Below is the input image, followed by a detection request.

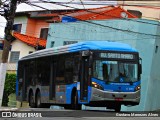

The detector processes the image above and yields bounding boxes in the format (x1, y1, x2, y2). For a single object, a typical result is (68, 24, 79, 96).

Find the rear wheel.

(29, 92, 36, 108)
(71, 91, 81, 110)
(36, 91, 42, 108)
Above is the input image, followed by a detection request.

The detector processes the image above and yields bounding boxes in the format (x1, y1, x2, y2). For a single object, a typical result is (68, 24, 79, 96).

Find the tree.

(0, 0, 2, 6)
(0, 0, 19, 107)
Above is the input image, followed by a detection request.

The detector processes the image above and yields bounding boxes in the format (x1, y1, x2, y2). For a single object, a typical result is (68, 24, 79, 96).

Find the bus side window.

(56, 56, 65, 84)
(65, 56, 74, 84)
(73, 55, 79, 82)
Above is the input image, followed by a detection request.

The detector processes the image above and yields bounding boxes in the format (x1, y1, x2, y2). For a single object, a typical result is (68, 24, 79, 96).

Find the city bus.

(16, 41, 142, 112)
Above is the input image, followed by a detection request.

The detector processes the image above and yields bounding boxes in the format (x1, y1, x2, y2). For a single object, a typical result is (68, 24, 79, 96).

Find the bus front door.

(80, 57, 89, 102)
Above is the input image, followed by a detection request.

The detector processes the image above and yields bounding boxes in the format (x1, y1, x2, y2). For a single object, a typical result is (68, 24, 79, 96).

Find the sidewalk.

(0, 107, 18, 111)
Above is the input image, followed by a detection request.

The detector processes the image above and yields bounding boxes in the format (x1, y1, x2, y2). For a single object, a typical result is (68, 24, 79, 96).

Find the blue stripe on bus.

(91, 78, 140, 92)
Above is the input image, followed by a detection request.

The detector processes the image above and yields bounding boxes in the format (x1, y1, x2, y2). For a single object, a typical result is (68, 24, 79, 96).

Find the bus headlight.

(92, 82, 104, 90)
(135, 85, 141, 91)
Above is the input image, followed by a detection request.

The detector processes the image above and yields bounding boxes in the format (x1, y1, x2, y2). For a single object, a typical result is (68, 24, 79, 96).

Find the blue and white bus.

(16, 41, 142, 111)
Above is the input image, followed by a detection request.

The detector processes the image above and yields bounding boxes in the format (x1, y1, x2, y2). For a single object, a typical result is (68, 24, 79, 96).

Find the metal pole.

(0, 0, 18, 107)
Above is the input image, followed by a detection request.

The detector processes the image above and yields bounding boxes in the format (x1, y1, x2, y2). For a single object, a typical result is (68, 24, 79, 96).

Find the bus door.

(49, 61, 56, 100)
(80, 51, 90, 101)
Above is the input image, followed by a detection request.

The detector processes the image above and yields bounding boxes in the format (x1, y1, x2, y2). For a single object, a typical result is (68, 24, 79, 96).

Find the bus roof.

(20, 41, 137, 61)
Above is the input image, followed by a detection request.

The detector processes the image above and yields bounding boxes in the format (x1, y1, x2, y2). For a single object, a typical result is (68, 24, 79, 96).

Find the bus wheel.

(114, 104, 121, 112)
(71, 91, 81, 110)
(36, 91, 42, 108)
(29, 92, 36, 108)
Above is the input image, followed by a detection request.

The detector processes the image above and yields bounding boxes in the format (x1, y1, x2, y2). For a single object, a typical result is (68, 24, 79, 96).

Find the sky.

(0, 0, 117, 38)
(0, 16, 6, 39)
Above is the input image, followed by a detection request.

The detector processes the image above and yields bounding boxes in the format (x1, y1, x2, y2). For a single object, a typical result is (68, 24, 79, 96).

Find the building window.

(13, 24, 22, 33)
(63, 41, 78, 45)
(155, 46, 158, 53)
(29, 51, 33, 54)
(9, 51, 20, 63)
(127, 10, 142, 18)
(40, 28, 48, 40)
(50, 41, 54, 47)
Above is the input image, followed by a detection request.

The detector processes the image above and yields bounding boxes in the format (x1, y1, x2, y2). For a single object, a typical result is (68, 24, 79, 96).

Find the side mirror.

(139, 58, 142, 75)
(138, 64, 142, 75)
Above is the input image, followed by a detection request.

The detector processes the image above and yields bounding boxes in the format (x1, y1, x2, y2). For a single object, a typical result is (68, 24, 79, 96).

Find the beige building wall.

(118, 1, 160, 21)
(10, 40, 35, 60)
(7, 40, 35, 71)
(14, 16, 28, 34)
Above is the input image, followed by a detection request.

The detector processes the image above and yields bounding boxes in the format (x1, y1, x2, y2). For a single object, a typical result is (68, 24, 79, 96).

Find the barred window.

(40, 28, 48, 40)
(9, 51, 20, 63)
(13, 24, 22, 33)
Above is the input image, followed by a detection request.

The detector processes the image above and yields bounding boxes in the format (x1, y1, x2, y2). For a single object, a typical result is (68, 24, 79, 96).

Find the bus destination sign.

(100, 53, 134, 59)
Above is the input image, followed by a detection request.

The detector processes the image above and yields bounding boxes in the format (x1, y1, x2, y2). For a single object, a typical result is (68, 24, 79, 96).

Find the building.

(7, 2, 118, 72)
(118, 1, 160, 21)
(62, 6, 137, 22)
(0, 39, 3, 63)
(6, 32, 46, 73)
(46, 18, 160, 111)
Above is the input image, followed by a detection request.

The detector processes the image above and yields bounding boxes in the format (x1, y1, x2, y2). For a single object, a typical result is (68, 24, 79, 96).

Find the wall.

(15, 17, 49, 38)
(117, 1, 160, 21)
(25, 18, 36, 36)
(7, 40, 35, 71)
(34, 20, 49, 38)
(47, 19, 160, 111)
(14, 16, 28, 34)
(10, 40, 35, 60)
(144, 22, 160, 111)
(123, 6, 160, 21)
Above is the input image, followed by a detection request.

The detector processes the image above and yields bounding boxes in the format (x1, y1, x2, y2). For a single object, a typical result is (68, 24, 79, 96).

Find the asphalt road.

(0, 107, 160, 120)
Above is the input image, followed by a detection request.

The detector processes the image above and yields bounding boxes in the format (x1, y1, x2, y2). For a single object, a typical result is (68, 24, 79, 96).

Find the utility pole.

(0, 0, 19, 107)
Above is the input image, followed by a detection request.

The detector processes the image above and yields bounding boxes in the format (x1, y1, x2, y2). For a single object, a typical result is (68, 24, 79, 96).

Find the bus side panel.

(40, 86, 50, 103)
(65, 83, 77, 104)
(55, 85, 66, 104)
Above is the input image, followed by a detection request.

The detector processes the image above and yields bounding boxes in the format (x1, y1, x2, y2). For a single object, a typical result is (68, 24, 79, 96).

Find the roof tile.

(13, 32, 46, 48)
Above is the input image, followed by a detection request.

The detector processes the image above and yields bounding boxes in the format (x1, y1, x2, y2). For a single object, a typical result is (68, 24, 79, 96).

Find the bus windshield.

(93, 60, 138, 83)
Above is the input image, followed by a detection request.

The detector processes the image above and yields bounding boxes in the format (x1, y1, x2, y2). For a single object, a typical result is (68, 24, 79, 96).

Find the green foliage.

(2, 73, 16, 106)
(4, 73, 16, 94)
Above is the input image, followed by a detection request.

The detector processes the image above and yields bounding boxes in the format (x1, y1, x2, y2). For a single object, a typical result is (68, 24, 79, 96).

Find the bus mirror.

(139, 58, 142, 75)
(89, 54, 93, 67)
(82, 50, 90, 57)
(138, 64, 142, 74)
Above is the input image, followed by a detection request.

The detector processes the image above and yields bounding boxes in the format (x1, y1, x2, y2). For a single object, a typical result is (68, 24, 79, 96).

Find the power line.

(25, 1, 160, 38)
(36, 0, 160, 26)
(15, 28, 156, 43)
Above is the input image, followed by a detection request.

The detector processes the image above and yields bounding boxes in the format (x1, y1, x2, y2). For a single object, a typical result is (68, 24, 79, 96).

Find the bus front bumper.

(90, 87, 140, 105)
